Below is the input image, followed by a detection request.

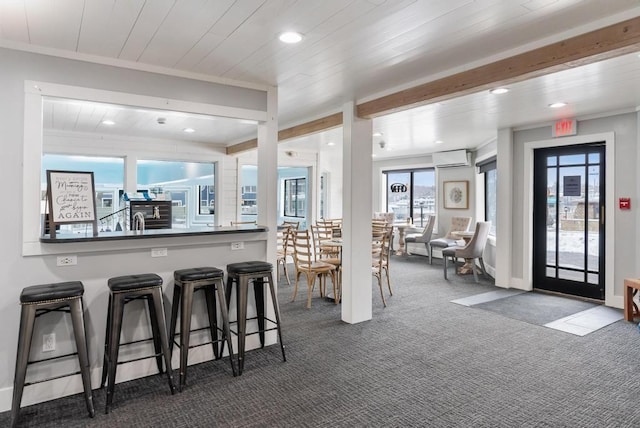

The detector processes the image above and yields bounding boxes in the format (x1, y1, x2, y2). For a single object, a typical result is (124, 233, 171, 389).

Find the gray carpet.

(3, 255, 640, 427)
(472, 291, 599, 325)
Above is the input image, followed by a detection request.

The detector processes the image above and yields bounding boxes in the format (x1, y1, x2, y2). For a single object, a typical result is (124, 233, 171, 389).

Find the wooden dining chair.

(276, 226, 292, 285)
(372, 226, 393, 307)
(291, 229, 337, 308)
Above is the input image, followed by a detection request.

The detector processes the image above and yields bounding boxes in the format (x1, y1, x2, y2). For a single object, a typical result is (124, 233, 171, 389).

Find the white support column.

(341, 101, 373, 324)
(257, 86, 278, 265)
(495, 127, 513, 288)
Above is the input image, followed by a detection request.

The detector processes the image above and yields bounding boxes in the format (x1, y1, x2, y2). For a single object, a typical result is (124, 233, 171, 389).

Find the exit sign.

(552, 119, 577, 137)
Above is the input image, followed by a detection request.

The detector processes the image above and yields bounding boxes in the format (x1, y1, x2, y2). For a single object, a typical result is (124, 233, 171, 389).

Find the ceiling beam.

(357, 16, 640, 118)
(226, 112, 343, 155)
(227, 16, 640, 154)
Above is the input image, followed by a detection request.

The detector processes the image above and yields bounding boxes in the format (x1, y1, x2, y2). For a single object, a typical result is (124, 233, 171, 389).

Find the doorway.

(532, 143, 605, 300)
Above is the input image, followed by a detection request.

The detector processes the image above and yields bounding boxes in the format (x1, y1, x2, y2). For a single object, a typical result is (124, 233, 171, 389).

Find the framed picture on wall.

(443, 180, 469, 209)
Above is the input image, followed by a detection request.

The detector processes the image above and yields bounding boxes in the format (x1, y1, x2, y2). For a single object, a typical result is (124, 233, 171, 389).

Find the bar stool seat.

(101, 273, 176, 414)
(11, 281, 95, 427)
(169, 267, 237, 392)
(224, 261, 286, 375)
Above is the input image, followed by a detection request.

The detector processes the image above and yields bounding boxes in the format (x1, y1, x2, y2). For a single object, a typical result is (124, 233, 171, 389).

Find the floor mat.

(452, 289, 624, 335)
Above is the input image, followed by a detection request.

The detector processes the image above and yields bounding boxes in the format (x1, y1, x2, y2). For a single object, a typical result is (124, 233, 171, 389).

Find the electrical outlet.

(231, 242, 244, 250)
(151, 248, 168, 257)
(56, 255, 77, 266)
(43, 333, 55, 352)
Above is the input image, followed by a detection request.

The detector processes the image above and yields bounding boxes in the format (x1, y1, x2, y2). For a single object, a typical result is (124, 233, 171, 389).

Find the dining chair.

(372, 226, 393, 307)
(442, 221, 491, 283)
(291, 229, 337, 308)
(282, 220, 300, 230)
(404, 215, 436, 256)
(276, 226, 292, 285)
(428, 216, 471, 264)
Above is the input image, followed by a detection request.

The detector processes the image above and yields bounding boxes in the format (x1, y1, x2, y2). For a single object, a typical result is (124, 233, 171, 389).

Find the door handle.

(601, 206, 604, 225)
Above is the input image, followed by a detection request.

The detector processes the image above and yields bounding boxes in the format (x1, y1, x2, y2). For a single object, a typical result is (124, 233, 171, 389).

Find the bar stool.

(11, 281, 95, 427)
(224, 261, 286, 375)
(100, 273, 176, 414)
(168, 267, 237, 391)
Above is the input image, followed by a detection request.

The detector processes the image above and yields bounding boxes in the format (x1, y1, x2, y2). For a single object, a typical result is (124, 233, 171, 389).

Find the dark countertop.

(40, 225, 268, 243)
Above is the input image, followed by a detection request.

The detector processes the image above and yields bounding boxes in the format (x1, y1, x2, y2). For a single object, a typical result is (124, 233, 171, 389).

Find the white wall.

(0, 47, 270, 410)
(508, 112, 638, 307)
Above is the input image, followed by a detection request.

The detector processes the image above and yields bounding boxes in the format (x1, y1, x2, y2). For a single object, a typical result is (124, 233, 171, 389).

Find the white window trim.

(23, 80, 264, 256)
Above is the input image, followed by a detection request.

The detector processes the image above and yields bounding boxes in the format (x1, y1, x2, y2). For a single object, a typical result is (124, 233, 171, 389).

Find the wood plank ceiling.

(2, 0, 640, 158)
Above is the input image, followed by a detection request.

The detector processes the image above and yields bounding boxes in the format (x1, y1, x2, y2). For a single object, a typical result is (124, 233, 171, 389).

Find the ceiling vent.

(432, 150, 470, 168)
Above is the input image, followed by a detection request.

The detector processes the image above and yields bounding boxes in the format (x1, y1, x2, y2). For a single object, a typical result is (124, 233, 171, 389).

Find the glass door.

(532, 143, 605, 300)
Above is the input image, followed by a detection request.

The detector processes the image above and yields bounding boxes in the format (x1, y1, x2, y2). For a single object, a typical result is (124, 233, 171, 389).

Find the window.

(137, 160, 215, 228)
(41, 154, 124, 234)
(384, 168, 436, 227)
(240, 165, 258, 221)
(478, 157, 497, 235)
(284, 178, 306, 218)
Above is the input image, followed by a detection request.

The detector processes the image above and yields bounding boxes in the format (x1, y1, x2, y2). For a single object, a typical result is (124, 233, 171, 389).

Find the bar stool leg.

(10, 304, 36, 427)
(146, 296, 165, 375)
(149, 287, 177, 395)
(168, 283, 181, 355)
(203, 286, 219, 359)
(100, 294, 112, 389)
(215, 279, 237, 376)
(105, 293, 124, 414)
(266, 272, 287, 362)
(237, 275, 249, 375)
(69, 298, 96, 418)
(253, 277, 265, 348)
(178, 282, 194, 392)
(220, 277, 234, 358)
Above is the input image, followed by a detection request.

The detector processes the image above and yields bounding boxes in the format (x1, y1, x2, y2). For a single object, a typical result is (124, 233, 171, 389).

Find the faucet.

(132, 212, 145, 233)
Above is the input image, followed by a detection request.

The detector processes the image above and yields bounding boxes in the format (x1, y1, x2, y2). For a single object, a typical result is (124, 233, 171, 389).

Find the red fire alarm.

(619, 197, 631, 210)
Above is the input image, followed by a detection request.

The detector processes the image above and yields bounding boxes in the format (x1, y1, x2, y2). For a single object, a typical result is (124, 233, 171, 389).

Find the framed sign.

(443, 180, 469, 209)
(46, 170, 98, 238)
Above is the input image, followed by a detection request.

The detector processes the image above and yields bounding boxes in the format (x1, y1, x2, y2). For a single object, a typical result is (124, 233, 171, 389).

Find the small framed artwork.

(443, 180, 469, 209)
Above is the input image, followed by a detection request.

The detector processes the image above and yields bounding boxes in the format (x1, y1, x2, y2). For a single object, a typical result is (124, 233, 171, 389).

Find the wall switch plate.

(43, 333, 55, 352)
(151, 248, 168, 257)
(56, 255, 77, 266)
(231, 242, 244, 250)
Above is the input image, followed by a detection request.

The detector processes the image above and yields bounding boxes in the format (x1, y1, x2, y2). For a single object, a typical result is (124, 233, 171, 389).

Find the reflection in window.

(478, 157, 497, 236)
(384, 169, 436, 227)
(41, 154, 124, 234)
(137, 160, 215, 228)
(284, 178, 306, 218)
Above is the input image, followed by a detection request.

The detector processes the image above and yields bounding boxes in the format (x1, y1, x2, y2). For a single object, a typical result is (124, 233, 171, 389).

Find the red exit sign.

(552, 119, 577, 137)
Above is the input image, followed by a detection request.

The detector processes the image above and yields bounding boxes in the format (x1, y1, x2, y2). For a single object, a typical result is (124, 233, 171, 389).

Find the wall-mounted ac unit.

(432, 150, 470, 168)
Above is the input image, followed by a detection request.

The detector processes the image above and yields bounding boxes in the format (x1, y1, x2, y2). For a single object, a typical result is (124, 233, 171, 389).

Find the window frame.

(383, 167, 436, 226)
(283, 177, 306, 218)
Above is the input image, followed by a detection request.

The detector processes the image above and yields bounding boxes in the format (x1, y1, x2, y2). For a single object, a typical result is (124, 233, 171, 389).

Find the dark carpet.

(472, 291, 599, 325)
(3, 255, 640, 427)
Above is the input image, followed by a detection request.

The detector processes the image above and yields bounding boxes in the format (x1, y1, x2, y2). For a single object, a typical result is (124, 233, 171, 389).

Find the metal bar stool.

(11, 281, 95, 427)
(223, 261, 286, 375)
(100, 273, 176, 414)
(168, 267, 237, 391)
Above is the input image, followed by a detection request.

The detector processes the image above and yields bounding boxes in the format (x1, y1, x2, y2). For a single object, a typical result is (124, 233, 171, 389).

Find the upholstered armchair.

(428, 216, 472, 264)
(442, 221, 491, 283)
(404, 215, 436, 256)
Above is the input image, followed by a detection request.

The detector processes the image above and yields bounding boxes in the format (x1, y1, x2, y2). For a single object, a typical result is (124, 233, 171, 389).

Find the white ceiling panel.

(77, 0, 145, 57)
(1, 0, 639, 160)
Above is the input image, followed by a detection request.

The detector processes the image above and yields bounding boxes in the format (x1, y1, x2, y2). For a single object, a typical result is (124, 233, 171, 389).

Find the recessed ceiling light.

(279, 31, 303, 44)
(373, 132, 383, 137)
(549, 102, 567, 108)
(183, 128, 195, 133)
(102, 120, 115, 125)
(372, 154, 377, 158)
(435, 140, 444, 144)
(327, 141, 335, 146)
(490, 87, 509, 95)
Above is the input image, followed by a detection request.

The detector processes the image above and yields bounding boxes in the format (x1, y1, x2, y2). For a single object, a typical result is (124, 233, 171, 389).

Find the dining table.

(393, 223, 415, 256)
